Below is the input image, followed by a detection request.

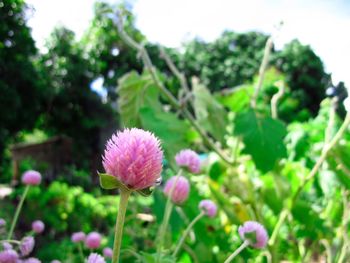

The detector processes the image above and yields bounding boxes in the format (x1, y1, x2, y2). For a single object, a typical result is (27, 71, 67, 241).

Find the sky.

(26, 0, 350, 88)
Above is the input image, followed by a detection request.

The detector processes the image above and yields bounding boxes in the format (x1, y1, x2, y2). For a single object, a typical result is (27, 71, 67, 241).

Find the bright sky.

(26, 0, 350, 88)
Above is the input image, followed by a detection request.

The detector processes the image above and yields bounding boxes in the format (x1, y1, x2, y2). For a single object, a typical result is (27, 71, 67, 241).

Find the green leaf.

(215, 84, 253, 112)
(234, 109, 287, 173)
(193, 81, 228, 144)
(117, 71, 161, 127)
(139, 106, 190, 164)
(98, 173, 125, 190)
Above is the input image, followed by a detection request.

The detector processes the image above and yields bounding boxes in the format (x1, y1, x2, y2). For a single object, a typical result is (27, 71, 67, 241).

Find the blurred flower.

(103, 247, 113, 259)
(23, 258, 41, 263)
(22, 170, 41, 186)
(238, 221, 268, 248)
(85, 232, 102, 249)
(50, 261, 61, 263)
(163, 176, 190, 204)
(71, 231, 86, 243)
(87, 253, 106, 263)
(2, 242, 12, 250)
(199, 200, 217, 217)
(102, 128, 163, 190)
(31, 220, 45, 234)
(175, 149, 201, 173)
(0, 218, 5, 227)
(0, 249, 18, 263)
(20, 236, 35, 256)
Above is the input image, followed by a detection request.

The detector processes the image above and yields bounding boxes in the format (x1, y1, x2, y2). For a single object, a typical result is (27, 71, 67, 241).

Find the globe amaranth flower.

(2, 242, 12, 250)
(32, 220, 45, 234)
(71, 231, 86, 243)
(51, 260, 61, 263)
(0, 249, 18, 263)
(163, 176, 190, 205)
(238, 221, 268, 248)
(0, 218, 5, 227)
(20, 236, 35, 256)
(23, 258, 41, 263)
(199, 200, 217, 217)
(103, 247, 113, 259)
(22, 170, 41, 186)
(102, 128, 163, 190)
(175, 149, 201, 174)
(85, 232, 102, 249)
(87, 253, 106, 263)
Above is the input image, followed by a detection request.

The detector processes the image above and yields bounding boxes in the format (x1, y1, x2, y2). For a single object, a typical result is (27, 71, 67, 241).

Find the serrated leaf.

(193, 81, 228, 144)
(117, 71, 161, 127)
(139, 106, 190, 164)
(98, 173, 125, 190)
(234, 109, 287, 173)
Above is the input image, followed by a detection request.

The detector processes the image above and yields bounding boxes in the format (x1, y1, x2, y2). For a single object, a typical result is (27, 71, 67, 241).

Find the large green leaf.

(193, 81, 228, 144)
(234, 110, 287, 173)
(117, 71, 161, 127)
(139, 106, 190, 163)
(215, 84, 253, 112)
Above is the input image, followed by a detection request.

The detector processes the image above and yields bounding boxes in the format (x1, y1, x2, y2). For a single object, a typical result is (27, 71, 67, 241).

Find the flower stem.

(7, 185, 30, 240)
(112, 188, 131, 263)
(172, 211, 205, 257)
(223, 240, 250, 263)
(78, 243, 84, 262)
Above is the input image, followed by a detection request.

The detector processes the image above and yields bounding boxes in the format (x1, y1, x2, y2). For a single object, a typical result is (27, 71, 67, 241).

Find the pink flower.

(51, 261, 61, 263)
(175, 149, 201, 174)
(85, 232, 102, 249)
(32, 220, 45, 234)
(2, 242, 12, 250)
(238, 221, 268, 248)
(163, 176, 190, 205)
(20, 236, 35, 256)
(0, 249, 18, 263)
(71, 232, 86, 243)
(22, 170, 41, 186)
(199, 200, 217, 217)
(23, 258, 41, 263)
(0, 218, 5, 227)
(102, 128, 163, 190)
(103, 247, 113, 259)
(87, 253, 106, 263)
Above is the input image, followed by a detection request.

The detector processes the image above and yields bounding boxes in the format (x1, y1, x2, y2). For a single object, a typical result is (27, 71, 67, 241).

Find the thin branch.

(116, 13, 233, 165)
(251, 37, 273, 109)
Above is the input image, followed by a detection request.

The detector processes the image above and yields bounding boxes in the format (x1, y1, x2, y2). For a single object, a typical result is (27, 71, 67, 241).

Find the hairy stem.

(172, 211, 205, 257)
(7, 185, 30, 240)
(223, 240, 250, 263)
(112, 188, 131, 263)
(270, 81, 285, 119)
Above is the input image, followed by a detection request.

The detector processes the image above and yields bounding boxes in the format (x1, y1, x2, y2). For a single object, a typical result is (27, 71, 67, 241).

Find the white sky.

(26, 0, 350, 88)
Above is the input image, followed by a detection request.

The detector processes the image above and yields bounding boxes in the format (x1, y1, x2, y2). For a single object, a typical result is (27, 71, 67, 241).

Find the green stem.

(268, 209, 289, 246)
(0, 240, 21, 245)
(78, 243, 84, 262)
(112, 188, 131, 263)
(223, 240, 250, 263)
(172, 211, 205, 257)
(7, 185, 30, 240)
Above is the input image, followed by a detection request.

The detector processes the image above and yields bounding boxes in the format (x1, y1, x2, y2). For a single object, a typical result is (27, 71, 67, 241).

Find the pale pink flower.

(103, 247, 113, 259)
(71, 232, 86, 243)
(23, 258, 41, 263)
(102, 128, 163, 190)
(32, 220, 45, 234)
(51, 260, 61, 263)
(20, 236, 35, 256)
(0, 218, 5, 227)
(175, 149, 201, 174)
(85, 232, 102, 249)
(2, 242, 12, 250)
(22, 170, 41, 186)
(163, 176, 190, 204)
(238, 221, 268, 248)
(199, 200, 217, 217)
(0, 249, 18, 263)
(87, 253, 106, 263)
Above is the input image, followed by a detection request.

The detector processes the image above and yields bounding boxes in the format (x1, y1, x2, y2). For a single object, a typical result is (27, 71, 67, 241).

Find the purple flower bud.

(103, 247, 113, 259)
(175, 149, 201, 174)
(20, 236, 35, 256)
(0, 218, 6, 227)
(87, 253, 106, 263)
(23, 258, 41, 263)
(32, 220, 45, 234)
(199, 200, 217, 217)
(71, 231, 86, 243)
(163, 176, 190, 205)
(85, 232, 102, 249)
(2, 242, 12, 250)
(0, 249, 18, 263)
(102, 128, 163, 190)
(238, 221, 268, 248)
(22, 170, 41, 186)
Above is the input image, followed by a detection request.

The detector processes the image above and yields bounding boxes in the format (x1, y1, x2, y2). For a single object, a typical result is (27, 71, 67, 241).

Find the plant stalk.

(223, 240, 250, 263)
(112, 188, 131, 263)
